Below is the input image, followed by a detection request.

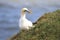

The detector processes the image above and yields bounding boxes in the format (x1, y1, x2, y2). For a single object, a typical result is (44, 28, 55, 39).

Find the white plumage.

(19, 8, 34, 30)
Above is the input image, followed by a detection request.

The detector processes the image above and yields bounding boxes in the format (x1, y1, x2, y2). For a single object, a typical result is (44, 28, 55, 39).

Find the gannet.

(19, 8, 34, 30)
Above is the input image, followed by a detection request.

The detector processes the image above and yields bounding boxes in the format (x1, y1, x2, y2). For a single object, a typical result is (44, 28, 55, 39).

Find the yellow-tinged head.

(21, 8, 32, 14)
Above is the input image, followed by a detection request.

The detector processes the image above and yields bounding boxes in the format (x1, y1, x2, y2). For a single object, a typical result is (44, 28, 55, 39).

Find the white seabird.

(19, 8, 34, 30)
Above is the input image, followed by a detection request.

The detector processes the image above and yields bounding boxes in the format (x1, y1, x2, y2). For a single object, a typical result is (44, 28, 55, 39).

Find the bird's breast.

(19, 18, 33, 26)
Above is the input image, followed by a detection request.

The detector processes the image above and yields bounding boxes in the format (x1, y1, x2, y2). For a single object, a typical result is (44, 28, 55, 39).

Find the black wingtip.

(33, 21, 37, 25)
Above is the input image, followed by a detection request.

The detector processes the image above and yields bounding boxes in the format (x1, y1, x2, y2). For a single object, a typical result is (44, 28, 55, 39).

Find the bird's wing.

(33, 21, 37, 25)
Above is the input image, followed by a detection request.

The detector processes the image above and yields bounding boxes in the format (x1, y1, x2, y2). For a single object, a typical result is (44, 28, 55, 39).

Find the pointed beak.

(27, 10, 32, 14)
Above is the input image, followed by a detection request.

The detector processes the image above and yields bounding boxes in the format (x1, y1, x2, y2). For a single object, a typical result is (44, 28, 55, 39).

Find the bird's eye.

(24, 10, 27, 12)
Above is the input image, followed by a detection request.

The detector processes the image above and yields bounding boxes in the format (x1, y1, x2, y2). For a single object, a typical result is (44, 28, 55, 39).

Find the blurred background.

(0, 0, 60, 40)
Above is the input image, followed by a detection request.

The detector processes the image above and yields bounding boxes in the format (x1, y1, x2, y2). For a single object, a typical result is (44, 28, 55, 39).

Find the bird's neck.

(21, 12, 26, 18)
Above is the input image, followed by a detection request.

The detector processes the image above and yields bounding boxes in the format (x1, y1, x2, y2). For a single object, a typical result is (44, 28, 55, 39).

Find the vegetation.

(10, 10, 60, 40)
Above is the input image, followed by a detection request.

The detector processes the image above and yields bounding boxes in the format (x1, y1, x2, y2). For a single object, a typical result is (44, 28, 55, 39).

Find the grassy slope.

(11, 10, 60, 40)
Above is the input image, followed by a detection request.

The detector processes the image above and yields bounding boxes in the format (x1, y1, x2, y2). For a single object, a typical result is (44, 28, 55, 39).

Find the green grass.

(10, 10, 60, 40)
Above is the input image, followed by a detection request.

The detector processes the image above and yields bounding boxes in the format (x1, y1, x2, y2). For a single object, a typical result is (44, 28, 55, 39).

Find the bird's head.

(21, 8, 32, 14)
